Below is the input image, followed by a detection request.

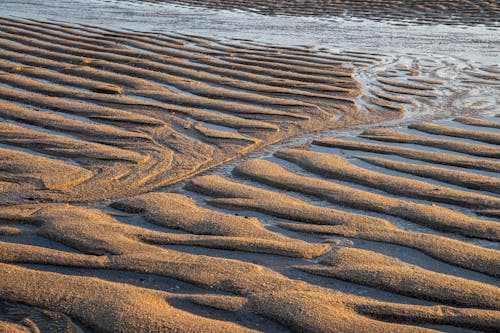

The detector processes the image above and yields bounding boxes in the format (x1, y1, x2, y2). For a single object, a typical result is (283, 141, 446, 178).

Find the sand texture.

(0, 15, 499, 333)
(184, 118, 500, 331)
(4, 117, 499, 332)
(0, 16, 409, 203)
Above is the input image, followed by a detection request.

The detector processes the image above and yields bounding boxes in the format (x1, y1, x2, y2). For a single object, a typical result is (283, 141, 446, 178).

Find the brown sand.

(357, 155, 500, 194)
(298, 247, 500, 309)
(409, 122, 500, 145)
(233, 159, 500, 240)
(313, 137, 500, 172)
(5, 204, 498, 332)
(1, 16, 499, 333)
(188, 175, 500, 277)
(275, 148, 500, 207)
(0, 16, 399, 202)
(361, 127, 500, 158)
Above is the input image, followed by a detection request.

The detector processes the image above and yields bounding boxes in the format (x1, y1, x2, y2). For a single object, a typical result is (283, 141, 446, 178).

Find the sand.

(298, 247, 500, 309)
(0, 16, 399, 202)
(233, 159, 500, 240)
(4, 203, 498, 332)
(0, 10, 499, 333)
(275, 148, 500, 207)
(188, 174, 500, 277)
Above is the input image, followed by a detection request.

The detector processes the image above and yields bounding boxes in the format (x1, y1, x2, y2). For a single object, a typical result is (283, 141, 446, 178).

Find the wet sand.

(0, 4, 499, 333)
(142, 0, 500, 26)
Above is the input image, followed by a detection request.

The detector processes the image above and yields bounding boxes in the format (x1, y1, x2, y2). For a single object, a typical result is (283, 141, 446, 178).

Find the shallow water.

(1, 0, 499, 64)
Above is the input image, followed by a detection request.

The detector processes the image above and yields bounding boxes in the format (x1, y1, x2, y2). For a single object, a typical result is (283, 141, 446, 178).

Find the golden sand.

(0, 15, 499, 333)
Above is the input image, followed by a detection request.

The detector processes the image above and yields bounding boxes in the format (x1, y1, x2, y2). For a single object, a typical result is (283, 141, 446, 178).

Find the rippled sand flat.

(0, 3, 499, 333)
(139, 0, 500, 26)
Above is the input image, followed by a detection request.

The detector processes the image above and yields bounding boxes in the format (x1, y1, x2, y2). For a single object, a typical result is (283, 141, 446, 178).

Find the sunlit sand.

(0, 1, 499, 332)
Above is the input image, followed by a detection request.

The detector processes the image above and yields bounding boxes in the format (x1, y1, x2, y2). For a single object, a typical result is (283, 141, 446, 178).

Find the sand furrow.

(313, 137, 500, 172)
(0, 17, 384, 201)
(187, 175, 500, 276)
(275, 148, 500, 208)
(360, 127, 500, 158)
(357, 155, 500, 194)
(455, 117, 500, 129)
(409, 122, 500, 145)
(298, 247, 500, 309)
(134, 0, 499, 26)
(1, 204, 498, 332)
(233, 159, 500, 240)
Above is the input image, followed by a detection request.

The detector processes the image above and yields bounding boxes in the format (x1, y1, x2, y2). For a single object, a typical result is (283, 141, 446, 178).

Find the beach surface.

(0, 1, 499, 332)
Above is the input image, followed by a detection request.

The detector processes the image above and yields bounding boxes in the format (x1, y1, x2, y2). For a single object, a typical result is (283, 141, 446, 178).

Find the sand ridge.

(0, 16, 409, 203)
(184, 117, 500, 331)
